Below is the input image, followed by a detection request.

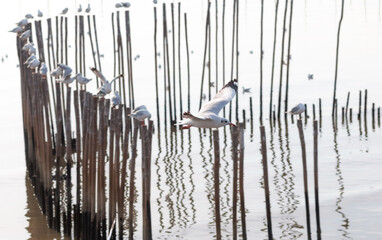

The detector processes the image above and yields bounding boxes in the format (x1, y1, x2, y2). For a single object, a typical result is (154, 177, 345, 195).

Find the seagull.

(308, 74, 313, 80)
(153, 0, 158, 4)
(209, 82, 215, 87)
(90, 67, 123, 96)
(61, 8, 68, 15)
(51, 67, 63, 77)
(56, 75, 76, 85)
(38, 10, 43, 17)
(85, 4, 91, 13)
(22, 42, 34, 51)
(286, 103, 305, 117)
(58, 63, 72, 79)
(28, 58, 40, 69)
(24, 54, 36, 65)
(39, 62, 47, 75)
(115, 3, 123, 8)
(177, 79, 238, 129)
(122, 2, 131, 7)
(20, 30, 31, 41)
(132, 105, 147, 113)
(16, 19, 28, 27)
(242, 87, 251, 93)
(28, 46, 36, 55)
(78, 4, 82, 12)
(75, 73, 92, 86)
(111, 91, 121, 107)
(9, 26, 24, 34)
(25, 14, 33, 19)
(130, 109, 151, 125)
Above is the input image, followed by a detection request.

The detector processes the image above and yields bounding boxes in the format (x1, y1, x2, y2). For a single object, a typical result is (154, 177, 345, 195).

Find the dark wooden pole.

(213, 130, 221, 240)
(313, 120, 321, 239)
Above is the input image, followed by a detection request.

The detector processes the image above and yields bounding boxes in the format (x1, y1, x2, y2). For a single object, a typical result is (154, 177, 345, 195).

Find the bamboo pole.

(284, 0, 294, 115)
(154, 7, 160, 128)
(260, 126, 273, 240)
(332, 0, 345, 116)
(260, 0, 264, 123)
(87, 15, 99, 88)
(171, 3, 177, 122)
(128, 120, 139, 239)
(215, 0, 219, 92)
(163, 4, 173, 124)
(313, 120, 321, 239)
(64, 86, 72, 236)
(277, 0, 289, 119)
(178, 3, 183, 118)
(198, 2, 211, 110)
(297, 119, 312, 239)
(238, 124, 247, 239)
(222, 0, 226, 117)
(231, 125, 239, 240)
(184, 13, 191, 112)
(212, 130, 221, 240)
(345, 92, 350, 117)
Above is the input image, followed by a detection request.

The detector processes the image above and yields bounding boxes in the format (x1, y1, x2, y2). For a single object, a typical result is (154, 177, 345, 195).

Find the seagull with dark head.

(177, 79, 238, 129)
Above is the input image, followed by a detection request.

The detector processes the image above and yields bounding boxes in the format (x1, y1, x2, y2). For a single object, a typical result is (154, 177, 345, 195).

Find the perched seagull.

(25, 14, 33, 19)
(16, 19, 28, 27)
(177, 79, 238, 129)
(39, 62, 47, 75)
(78, 4, 82, 12)
(286, 103, 305, 116)
(153, 0, 158, 4)
(115, 3, 123, 8)
(242, 87, 251, 94)
(9, 26, 24, 34)
(22, 42, 34, 51)
(209, 82, 215, 87)
(38, 10, 43, 17)
(132, 105, 147, 113)
(56, 75, 76, 85)
(111, 91, 121, 107)
(130, 109, 151, 125)
(85, 4, 91, 13)
(90, 67, 123, 96)
(75, 73, 92, 86)
(58, 63, 72, 79)
(20, 30, 31, 41)
(122, 2, 131, 7)
(28, 58, 40, 69)
(61, 8, 68, 15)
(51, 66, 63, 77)
(24, 54, 36, 65)
(308, 74, 314, 80)
(28, 46, 36, 55)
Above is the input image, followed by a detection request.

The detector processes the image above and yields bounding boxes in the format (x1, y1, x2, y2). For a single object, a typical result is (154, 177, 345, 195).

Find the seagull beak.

(229, 123, 236, 127)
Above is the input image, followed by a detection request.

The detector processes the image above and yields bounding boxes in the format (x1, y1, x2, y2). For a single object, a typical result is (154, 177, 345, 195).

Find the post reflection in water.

(25, 174, 65, 240)
(186, 130, 196, 225)
(332, 121, 351, 239)
(154, 130, 165, 231)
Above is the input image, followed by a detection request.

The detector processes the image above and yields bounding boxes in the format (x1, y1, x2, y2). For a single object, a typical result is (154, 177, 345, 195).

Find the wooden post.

(212, 130, 221, 240)
(184, 13, 191, 111)
(231, 125, 239, 240)
(260, 126, 273, 240)
(313, 120, 321, 239)
(297, 120, 312, 239)
(364, 89, 368, 120)
(345, 91, 350, 117)
(358, 90, 362, 120)
(238, 124, 247, 239)
(154, 7, 160, 128)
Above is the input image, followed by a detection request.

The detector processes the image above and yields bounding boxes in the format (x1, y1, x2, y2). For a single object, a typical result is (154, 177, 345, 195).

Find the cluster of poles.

(16, 13, 154, 240)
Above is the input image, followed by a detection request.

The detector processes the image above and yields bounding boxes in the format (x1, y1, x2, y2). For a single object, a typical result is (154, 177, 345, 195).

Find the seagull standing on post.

(177, 79, 238, 129)
(130, 106, 151, 126)
(286, 103, 305, 119)
(89, 67, 123, 97)
(61, 8, 69, 15)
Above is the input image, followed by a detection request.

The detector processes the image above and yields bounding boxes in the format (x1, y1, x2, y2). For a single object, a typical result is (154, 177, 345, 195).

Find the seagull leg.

(141, 121, 146, 126)
(181, 125, 191, 130)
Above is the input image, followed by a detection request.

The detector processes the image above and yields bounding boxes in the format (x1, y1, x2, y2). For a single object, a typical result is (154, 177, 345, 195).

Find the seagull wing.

(182, 112, 211, 121)
(90, 67, 107, 84)
(198, 79, 238, 115)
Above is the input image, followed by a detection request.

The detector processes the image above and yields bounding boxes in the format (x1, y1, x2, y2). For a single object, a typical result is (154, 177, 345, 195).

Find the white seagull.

(122, 2, 131, 8)
(130, 108, 151, 126)
(39, 62, 47, 75)
(19, 30, 31, 41)
(28, 58, 40, 69)
(242, 86, 251, 93)
(85, 4, 91, 13)
(28, 46, 36, 55)
(115, 3, 123, 8)
(286, 103, 305, 116)
(57, 63, 72, 79)
(308, 74, 314, 80)
(9, 26, 24, 34)
(75, 73, 92, 86)
(61, 8, 68, 15)
(111, 91, 121, 107)
(22, 42, 34, 51)
(24, 54, 36, 65)
(51, 67, 63, 77)
(177, 79, 238, 129)
(25, 14, 33, 19)
(56, 75, 76, 85)
(78, 4, 82, 12)
(89, 67, 123, 96)
(132, 105, 147, 113)
(38, 10, 43, 17)
(16, 19, 28, 27)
